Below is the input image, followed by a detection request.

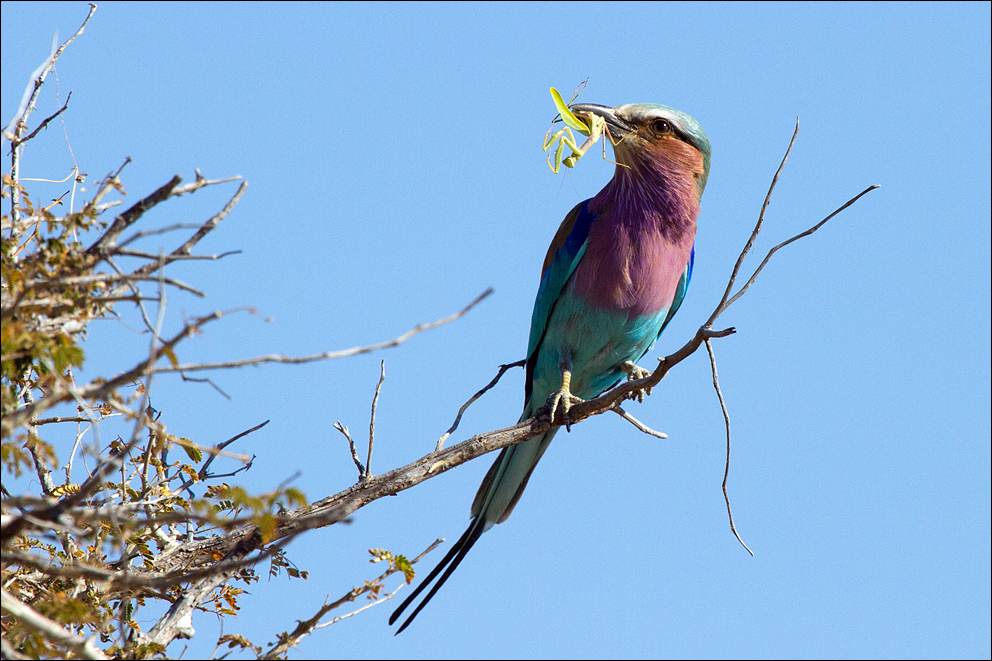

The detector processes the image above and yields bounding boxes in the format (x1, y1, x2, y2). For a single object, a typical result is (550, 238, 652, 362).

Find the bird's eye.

(651, 119, 672, 135)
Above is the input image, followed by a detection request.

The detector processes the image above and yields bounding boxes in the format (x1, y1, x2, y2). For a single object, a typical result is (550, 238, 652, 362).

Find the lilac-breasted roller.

(390, 101, 710, 633)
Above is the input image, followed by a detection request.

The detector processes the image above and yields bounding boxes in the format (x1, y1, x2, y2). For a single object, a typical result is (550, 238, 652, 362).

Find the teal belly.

(526, 289, 669, 415)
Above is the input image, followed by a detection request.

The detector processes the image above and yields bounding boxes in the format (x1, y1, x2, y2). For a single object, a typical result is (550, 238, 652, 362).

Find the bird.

(389, 99, 711, 633)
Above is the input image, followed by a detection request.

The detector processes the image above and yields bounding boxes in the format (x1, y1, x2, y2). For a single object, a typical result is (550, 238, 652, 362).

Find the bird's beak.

(568, 103, 634, 139)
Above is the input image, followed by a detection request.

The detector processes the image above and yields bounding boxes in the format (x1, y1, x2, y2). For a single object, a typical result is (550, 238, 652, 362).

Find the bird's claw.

(548, 370, 584, 431)
(620, 361, 653, 403)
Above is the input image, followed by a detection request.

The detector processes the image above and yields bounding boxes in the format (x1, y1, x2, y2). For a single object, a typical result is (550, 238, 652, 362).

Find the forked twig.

(10, 92, 72, 149)
(724, 183, 879, 310)
(713, 120, 801, 318)
(682, 120, 876, 552)
(196, 420, 269, 482)
(258, 539, 444, 659)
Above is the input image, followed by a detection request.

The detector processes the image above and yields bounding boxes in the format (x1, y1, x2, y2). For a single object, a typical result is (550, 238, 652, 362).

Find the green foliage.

(369, 547, 416, 584)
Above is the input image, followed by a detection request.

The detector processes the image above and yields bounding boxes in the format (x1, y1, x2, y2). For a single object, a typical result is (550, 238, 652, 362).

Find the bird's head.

(571, 102, 711, 197)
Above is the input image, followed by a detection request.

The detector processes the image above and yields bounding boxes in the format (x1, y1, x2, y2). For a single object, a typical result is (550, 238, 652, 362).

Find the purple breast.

(572, 219, 694, 318)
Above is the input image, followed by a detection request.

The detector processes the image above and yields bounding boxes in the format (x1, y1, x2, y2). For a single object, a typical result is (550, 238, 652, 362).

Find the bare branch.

(709, 120, 879, 319)
(151, 287, 494, 374)
(21, 271, 205, 296)
(31, 416, 90, 426)
(3, 4, 95, 141)
(613, 406, 668, 439)
(117, 179, 248, 286)
(4, 289, 491, 442)
(705, 339, 752, 556)
(723, 184, 880, 310)
(5, 3, 96, 230)
(367, 361, 385, 477)
(713, 119, 800, 320)
(170, 170, 243, 196)
(118, 223, 217, 248)
(436, 360, 525, 451)
(112, 247, 242, 261)
(86, 175, 183, 255)
(335, 422, 366, 480)
(9, 92, 72, 149)
(259, 539, 444, 659)
(178, 371, 233, 399)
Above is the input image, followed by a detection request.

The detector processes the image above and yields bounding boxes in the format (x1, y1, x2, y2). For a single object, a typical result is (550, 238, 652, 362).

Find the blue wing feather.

(526, 200, 594, 361)
(523, 200, 595, 406)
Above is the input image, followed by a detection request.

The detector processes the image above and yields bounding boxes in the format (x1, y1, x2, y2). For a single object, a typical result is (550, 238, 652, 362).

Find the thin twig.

(21, 271, 205, 297)
(724, 184, 880, 309)
(118, 223, 220, 248)
(367, 361, 385, 478)
(10, 92, 72, 148)
(436, 360, 525, 451)
(258, 539, 444, 660)
(713, 119, 800, 320)
(149, 287, 494, 375)
(334, 422, 366, 480)
(112, 248, 242, 261)
(612, 406, 668, 439)
(705, 339, 752, 556)
(179, 372, 232, 399)
(196, 420, 269, 482)
(313, 586, 398, 627)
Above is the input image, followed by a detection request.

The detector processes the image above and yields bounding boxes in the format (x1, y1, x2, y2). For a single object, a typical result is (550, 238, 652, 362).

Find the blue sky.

(2, 2, 989, 659)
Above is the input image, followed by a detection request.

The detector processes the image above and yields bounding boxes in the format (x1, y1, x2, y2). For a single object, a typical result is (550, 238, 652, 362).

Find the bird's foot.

(620, 361, 653, 403)
(548, 370, 584, 431)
